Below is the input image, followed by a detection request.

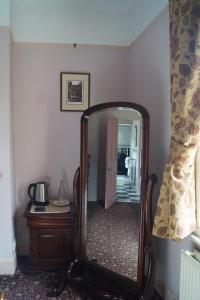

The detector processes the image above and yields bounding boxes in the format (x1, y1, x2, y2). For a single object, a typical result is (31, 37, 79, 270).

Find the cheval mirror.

(69, 102, 157, 300)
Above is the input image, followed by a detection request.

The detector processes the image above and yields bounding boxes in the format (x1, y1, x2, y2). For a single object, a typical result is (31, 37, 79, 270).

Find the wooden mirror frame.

(72, 102, 157, 299)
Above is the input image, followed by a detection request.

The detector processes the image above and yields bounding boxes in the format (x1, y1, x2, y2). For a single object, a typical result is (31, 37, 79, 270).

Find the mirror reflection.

(86, 107, 142, 281)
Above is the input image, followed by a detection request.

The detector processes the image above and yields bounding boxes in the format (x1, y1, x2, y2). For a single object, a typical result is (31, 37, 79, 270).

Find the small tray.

(30, 201, 71, 214)
(52, 199, 70, 207)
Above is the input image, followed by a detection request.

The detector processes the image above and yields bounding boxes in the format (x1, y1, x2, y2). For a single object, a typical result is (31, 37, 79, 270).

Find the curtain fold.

(153, 0, 200, 240)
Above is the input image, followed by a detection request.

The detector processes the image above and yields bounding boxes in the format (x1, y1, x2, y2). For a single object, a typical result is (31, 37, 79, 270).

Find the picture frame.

(60, 72, 90, 111)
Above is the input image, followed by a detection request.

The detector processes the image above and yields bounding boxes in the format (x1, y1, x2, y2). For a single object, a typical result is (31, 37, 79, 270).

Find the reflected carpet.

(86, 202, 140, 281)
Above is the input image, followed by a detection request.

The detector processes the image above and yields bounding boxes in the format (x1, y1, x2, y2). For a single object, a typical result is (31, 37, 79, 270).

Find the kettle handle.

(28, 183, 36, 202)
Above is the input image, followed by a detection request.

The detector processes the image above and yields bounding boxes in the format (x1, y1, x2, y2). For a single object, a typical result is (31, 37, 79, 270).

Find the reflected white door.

(105, 116, 118, 210)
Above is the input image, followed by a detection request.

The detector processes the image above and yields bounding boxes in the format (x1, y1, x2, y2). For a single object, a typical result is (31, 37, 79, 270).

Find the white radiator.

(180, 250, 200, 300)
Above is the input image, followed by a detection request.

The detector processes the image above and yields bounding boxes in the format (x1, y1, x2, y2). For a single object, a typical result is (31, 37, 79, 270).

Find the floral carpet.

(0, 268, 81, 300)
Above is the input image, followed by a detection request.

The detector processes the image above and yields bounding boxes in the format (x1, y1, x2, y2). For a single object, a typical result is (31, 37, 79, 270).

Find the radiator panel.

(180, 250, 200, 300)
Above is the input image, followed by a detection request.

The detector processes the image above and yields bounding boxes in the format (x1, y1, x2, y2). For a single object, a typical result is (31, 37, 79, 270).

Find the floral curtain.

(153, 0, 200, 240)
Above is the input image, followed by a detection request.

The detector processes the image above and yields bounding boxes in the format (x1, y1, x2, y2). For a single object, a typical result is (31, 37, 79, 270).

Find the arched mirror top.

(81, 101, 149, 121)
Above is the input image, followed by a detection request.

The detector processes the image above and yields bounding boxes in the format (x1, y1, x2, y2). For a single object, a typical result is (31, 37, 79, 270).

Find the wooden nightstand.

(23, 202, 76, 270)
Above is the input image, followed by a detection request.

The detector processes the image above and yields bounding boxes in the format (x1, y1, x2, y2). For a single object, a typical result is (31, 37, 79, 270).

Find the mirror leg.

(46, 272, 67, 297)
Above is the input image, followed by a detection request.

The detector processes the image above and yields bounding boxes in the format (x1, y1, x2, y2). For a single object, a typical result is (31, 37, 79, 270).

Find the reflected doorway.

(116, 122, 140, 203)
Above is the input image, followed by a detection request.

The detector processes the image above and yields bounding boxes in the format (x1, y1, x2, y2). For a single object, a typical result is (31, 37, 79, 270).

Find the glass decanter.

(57, 179, 70, 206)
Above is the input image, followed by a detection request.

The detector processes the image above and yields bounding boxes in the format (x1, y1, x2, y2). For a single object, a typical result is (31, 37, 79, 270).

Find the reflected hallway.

(116, 175, 140, 203)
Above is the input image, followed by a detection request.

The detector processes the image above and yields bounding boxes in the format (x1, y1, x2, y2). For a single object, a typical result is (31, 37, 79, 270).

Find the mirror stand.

(64, 172, 157, 300)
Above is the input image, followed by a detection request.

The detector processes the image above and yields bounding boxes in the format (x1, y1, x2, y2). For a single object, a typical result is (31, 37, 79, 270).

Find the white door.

(105, 116, 118, 210)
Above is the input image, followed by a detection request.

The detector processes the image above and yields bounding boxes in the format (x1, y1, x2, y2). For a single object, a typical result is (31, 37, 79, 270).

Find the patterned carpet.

(86, 202, 140, 281)
(0, 268, 81, 300)
(0, 268, 162, 300)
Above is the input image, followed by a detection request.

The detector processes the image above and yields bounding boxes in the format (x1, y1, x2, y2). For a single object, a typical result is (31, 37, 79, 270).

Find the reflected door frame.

(131, 119, 141, 195)
(105, 115, 118, 210)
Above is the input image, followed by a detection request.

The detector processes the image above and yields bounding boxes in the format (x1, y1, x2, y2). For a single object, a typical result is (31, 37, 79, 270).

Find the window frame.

(192, 148, 200, 244)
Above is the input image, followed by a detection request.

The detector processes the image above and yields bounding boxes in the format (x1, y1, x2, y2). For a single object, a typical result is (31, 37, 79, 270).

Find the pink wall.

(13, 44, 129, 253)
(128, 7, 193, 298)
(128, 8, 171, 184)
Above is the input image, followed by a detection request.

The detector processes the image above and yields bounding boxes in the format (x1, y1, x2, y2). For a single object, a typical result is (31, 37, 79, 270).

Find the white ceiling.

(10, 0, 168, 45)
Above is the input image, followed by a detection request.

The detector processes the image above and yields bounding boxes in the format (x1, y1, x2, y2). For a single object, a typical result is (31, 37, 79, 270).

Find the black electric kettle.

(28, 182, 49, 205)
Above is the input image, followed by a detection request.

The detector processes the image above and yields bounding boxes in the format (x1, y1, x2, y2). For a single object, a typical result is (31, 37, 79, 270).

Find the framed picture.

(60, 72, 90, 111)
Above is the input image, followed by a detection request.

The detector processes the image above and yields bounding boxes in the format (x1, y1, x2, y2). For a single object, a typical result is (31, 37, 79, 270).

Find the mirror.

(71, 102, 158, 299)
(86, 107, 142, 281)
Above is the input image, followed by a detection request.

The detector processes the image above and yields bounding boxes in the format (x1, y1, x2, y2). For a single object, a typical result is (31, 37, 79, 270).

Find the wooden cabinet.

(24, 203, 76, 270)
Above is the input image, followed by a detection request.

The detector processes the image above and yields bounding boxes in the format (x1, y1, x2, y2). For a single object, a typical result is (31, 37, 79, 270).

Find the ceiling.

(9, 0, 168, 45)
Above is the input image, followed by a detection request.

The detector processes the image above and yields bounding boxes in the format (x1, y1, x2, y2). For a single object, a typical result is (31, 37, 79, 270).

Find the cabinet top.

(23, 201, 76, 220)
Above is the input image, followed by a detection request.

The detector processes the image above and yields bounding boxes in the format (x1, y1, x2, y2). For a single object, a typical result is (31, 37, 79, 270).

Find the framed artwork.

(60, 72, 90, 111)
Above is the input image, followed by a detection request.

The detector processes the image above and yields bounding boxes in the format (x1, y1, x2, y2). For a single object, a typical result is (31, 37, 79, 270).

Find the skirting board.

(155, 281, 178, 300)
(0, 255, 16, 275)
